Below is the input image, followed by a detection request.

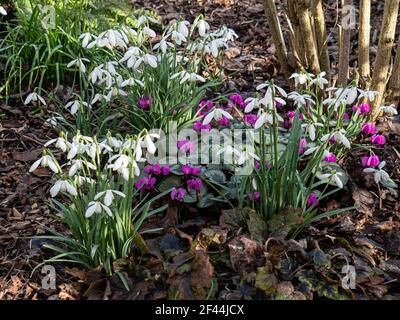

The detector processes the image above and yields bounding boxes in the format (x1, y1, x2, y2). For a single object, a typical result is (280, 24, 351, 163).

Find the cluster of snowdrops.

(22, 14, 398, 275)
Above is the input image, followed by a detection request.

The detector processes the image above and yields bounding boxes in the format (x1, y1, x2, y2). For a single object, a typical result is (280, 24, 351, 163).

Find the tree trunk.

(388, 38, 400, 105)
(262, 0, 291, 79)
(358, 0, 371, 87)
(294, 0, 321, 74)
(371, 0, 400, 115)
(286, 0, 307, 67)
(311, 0, 331, 79)
(338, 0, 353, 86)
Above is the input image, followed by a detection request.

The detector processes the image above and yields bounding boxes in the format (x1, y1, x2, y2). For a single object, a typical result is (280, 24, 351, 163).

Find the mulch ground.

(1, 0, 400, 300)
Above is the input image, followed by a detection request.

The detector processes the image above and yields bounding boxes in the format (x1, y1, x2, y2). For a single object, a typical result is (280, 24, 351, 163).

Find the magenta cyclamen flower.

(138, 96, 151, 110)
(199, 100, 214, 111)
(187, 178, 202, 191)
(287, 111, 296, 119)
(134, 177, 156, 190)
(255, 161, 272, 170)
(162, 165, 170, 175)
(248, 192, 260, 201)
(181, 165, 201, 175)
(371, 134, 386, 145)
(362, 123, 377, 135)
(193, 121, 211, 132)
(361, 155, 380, 168)
(353, 103, 371, 114)
(244, 114, 258, 126)
(324, 152, 337, 163)
(171, 187, 186, 201)
(299, 138, 308, 155)
(177, 140, 196, 154)
(217, 116, 231, 127)
(307, 193, 319, 207)
(229, 93, 245, 109)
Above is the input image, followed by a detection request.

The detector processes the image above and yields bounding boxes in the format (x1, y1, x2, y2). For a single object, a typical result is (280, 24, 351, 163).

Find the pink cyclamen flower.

(248, 192, 261, 202)
(361, 155, 380, 168)
(307, 193, 319, 207)
(190, 167, 202, 175)
(286, 111, 296, 119)
(134, 177, 156, 190)
(244, 114, 258, 126)
(177, 140, 196, 154)
(171, 187, 186, 201)
(299, 138, 308, 155)
(181, 164, 192, 175)
(229, 93, 245, 109)
(362, 123, 377, 135)
(353, 103, 371, 114)
(324, 152, 337, 163)
(138, 96, 151, 110)
(162, 165, 170, 176)
(343, 113, 350, 120)
(371, 134, 386, 145)
(329, 136, 336, 145)
(275, 101, 283, 108)
(217, 116, 231, 127)
(143, 164, 161, 175)
(193, 121, 211, 132)
(199, 100, 214, 111)
(187, 178, 202, 191)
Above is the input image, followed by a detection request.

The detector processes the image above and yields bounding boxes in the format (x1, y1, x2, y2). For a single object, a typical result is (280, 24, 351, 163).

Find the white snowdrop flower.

(171, 71, 205, 84)
(244, 97, 261, 113)
(358, 89, 380, 102)
(65, 100, 89, 115)
(136, 15, 159, 27)
(68, 159, 96, 176)
(138, 27, 156, 43)
(288, 92, 315, 108)
(236, 148, 260, 166)
(317, 171, 344, 189)
(89, 65, 105, 84)
(170, 30, 187, 45)
(363, 161, 391, 185)
(196, 19, 210, 37)
(289, 73, 314, 87)
(79, 33, 94, 48)
(29, 155, 60, 173)
(44, 137, 68, 153)
(1, 5, 7, 15)
(50, 179, 77, 197)
(154, 36, 173, 54)
(321, 129, 351, 149)
(67, 58, 89, 73)
(202, 107, 233, 125)
(85, 201, 112, 218)
(141, 133, 160, 154)
(143, 54, 158, 68)
(24, 92, 46, 106)
(254, 112, 274, 130)
(109, 154, 131, 171)
(206, 39, 228, 58)
(256, 83, 287, 98)
(103, 137, 123, 150)
(121, 26, 137, 41)
(303, 146, 320, 156)
(94, 189, 126, 207)
(177, 20, 190, 37)
(45, 116, 64, 127)
(119, 46, 142, 67)
(104, 61, 118, 75)
(91, 93, 110, 105)
(120, 78, 144, 88)
(301, 123, 323, 141)
(310, 72, 329, 90)
(74, 176, 95, 186)
(67, 141, 88, 160)
(378, 104, 398, 116)
(216, 145, 242, 163)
